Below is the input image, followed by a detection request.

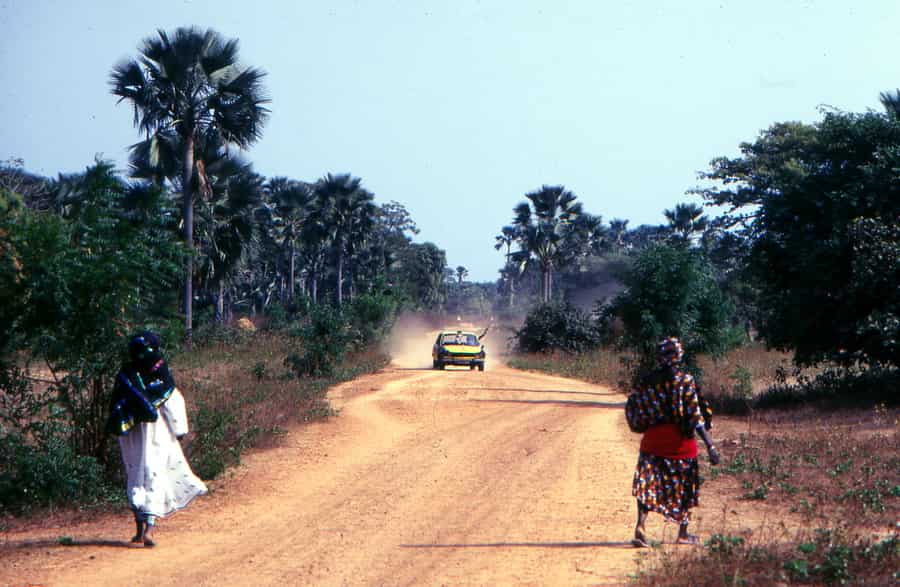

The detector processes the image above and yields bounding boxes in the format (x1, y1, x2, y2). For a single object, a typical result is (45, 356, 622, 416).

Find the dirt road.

(1, 330, 670, 586)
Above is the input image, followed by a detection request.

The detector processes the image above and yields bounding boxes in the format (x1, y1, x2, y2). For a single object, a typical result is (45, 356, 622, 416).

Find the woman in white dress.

(107, 332, 207, 547)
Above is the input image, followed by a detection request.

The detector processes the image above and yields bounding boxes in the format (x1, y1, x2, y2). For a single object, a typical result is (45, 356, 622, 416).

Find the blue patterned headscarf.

(106, 331, 176, 436)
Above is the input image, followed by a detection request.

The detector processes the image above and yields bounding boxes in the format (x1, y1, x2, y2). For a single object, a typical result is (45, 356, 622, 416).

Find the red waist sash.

(640, 423, 698, 459)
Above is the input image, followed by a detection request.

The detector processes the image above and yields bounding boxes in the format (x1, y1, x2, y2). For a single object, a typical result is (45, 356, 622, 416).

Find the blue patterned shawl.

(106, 332, 176, 436)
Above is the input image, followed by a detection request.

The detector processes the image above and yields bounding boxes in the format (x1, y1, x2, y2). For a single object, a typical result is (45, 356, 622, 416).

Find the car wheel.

(469, 364, 476, 370)
(477, 363, 485, 371)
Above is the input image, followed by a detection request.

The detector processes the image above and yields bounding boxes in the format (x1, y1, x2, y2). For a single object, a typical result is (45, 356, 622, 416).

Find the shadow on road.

(401, 541, 633, 549)
(471, 387, 620, 397)
(3, 538, 136, 550)
(467, 399, 626, 408)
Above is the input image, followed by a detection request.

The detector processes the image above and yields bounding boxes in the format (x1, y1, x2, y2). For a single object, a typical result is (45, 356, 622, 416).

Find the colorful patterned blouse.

(626, 368, 707, 437)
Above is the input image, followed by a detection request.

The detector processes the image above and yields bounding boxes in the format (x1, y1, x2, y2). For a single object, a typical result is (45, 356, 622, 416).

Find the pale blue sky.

(2, 0, 898, 280)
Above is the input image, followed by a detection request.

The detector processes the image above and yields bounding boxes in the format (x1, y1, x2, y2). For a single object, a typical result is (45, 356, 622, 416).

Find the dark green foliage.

(698, 111, 900, 368)
(285, 305, 353, 377)
(0, 161, 183, 509)
(0, 369, 111, 513)
(344, 293, 398, 346)
(189, 401, 240, 480)
(514, 302, 601, 354)
(0, 432, 109, 514)
(756, 366, 899, 409)
(601, 243, 742, 376)
(392, 242, 448, 310)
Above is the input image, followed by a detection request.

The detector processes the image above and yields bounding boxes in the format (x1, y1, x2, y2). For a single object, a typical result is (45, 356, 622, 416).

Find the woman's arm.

(695, 425, 720, 465)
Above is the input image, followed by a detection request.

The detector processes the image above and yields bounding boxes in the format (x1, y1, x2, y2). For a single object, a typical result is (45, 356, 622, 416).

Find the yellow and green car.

(432, 330, 486, 371)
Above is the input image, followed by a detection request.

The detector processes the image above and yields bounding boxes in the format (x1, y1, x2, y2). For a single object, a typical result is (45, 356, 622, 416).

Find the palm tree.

(572, 212, 607, 256)
(455, 266, 468, 285)
(880, 89, 900, 117)
(608, 218, 629, 252)
(194, 157, 262, 322)
(512, 185, 583, 302)
(494, 225, 518, 307)
(664, 202, 709, 244)
(111, 26, 268, 344)
(308, 173, 376, 307)
(264, 177, 311, 301)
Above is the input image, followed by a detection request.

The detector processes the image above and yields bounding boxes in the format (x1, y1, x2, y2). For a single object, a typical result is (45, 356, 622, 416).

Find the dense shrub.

(514, 302, 601, 354)
(0, 432, 109, 514)
(757, 366, 900, 409)
(599, 243, 744, 384)
(345, 293, 398, 346)
(0, 368, 113, 513)
(285, 304, 354, 377)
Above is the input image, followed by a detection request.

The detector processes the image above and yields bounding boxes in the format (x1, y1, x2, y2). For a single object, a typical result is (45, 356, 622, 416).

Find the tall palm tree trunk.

(289, 241, 296, 300)
(541, 266, 551, 302)
(182, 134, 195, 346)
(216, 280, 225, 323)
(336, 250, 344, 307)
(310, 271, 318, 304)
(348, 258, 355, 301)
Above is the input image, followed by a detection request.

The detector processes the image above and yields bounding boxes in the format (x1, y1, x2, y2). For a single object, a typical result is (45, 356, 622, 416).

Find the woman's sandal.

(676, 534, 700, 546)
(632, 531, 651, 548)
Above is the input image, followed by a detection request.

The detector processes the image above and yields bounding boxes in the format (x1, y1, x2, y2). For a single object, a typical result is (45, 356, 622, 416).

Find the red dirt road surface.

(0, 329, 688, 586)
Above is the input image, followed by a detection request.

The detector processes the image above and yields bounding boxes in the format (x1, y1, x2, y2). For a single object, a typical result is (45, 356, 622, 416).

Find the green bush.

(0, 432, 108, 514)
(285, 304, 353, 377)
(188, 401, 240, 480)
(0, 367, 112, 513)
(757, 366, 899, 409)
(345, 293, 398, 346)
(600, 243, 744, 384)
(514, 302, 601, 354)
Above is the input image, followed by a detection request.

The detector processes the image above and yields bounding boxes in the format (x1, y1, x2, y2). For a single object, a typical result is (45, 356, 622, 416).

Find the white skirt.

(118, 388, 208, 518)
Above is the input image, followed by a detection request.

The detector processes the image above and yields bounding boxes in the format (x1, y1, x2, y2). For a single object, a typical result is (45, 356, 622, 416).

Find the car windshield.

(441, 333, 478, 346)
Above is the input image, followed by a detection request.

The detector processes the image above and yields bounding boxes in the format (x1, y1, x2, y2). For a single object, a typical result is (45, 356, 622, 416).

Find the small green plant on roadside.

(251, 361, 267, 381)
(743, 483, 769, 501)
(706, 533, 745, 555)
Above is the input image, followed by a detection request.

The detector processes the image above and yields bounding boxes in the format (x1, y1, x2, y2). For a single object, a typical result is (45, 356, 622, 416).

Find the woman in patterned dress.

(106, 332, 207, 547)
(626, 337, 719, 547)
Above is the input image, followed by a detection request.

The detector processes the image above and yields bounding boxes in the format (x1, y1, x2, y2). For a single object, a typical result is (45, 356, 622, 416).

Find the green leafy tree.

(111, 26, 269, 343)
(394, 242, 447, 310)
(1, 161, 183, 464)
(604, 243, 741, 368)
(696, 110, 900, 367)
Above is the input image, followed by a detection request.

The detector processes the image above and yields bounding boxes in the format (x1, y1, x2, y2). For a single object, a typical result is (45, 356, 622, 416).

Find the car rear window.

(441, 334, 478, 346)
